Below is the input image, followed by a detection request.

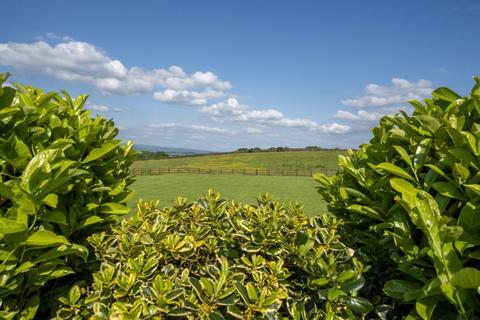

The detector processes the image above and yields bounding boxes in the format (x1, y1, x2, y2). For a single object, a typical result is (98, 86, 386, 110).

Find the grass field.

(129, 174, 326, 216)
(129, 150, 340, 216)
(132, 150, 344, 172)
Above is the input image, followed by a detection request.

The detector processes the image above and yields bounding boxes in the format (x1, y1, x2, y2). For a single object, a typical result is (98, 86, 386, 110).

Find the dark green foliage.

(55, 191, 371, 319)
(0, 73, 135, 319)
(315, 78, 480, 319)
(136, 150, 169, 160)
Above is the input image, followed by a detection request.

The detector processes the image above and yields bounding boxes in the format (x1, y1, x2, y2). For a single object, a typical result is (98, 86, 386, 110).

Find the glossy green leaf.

(393, 145, 413, 170)
(346, 297, 373, 314)
(432, 182, 465, 200)
(32, 244, 88, 263)
(376, 163, 414, 181)
(384, 280, 422, 301)
(416, 297, 439, 320)
(40, 210, 67, 225)
(96, 202, 130, 215)
(82, 140, 121, 163)
(432, 87, 462, 102)
(451, 268, 480, 289)
(23, 230, 69, 247)
(42, 193, 58, 208)
(349, 204, 385, 221)
(68, 285, 81, 305)
(337, 270, 356, 283)
(0, 217, 27, 235)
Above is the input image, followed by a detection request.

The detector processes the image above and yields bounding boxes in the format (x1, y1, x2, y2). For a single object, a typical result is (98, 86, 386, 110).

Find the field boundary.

(132, 167, 334, 177)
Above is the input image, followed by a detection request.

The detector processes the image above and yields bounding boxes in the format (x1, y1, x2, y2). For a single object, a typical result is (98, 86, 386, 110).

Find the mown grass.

(129, 174, 326, 216)
(132, 150, 344, 171)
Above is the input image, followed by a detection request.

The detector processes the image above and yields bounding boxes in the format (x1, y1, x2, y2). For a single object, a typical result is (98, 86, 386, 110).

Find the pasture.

(129, 174, 326, 216)
(129, 150, 343, 215)
(132, 150, 344, 172)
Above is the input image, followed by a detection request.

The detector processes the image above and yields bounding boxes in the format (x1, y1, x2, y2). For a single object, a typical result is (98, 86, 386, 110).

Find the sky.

(0, 0, 479, 151)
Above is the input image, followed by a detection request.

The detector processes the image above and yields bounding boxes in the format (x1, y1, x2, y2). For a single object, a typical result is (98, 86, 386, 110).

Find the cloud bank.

(0, 40, 231, 95)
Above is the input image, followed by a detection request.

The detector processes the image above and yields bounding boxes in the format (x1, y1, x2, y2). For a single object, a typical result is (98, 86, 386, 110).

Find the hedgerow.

(0, 73, 135, 319)
(316, 78, 480, 318)
(54, 192, 372, 319)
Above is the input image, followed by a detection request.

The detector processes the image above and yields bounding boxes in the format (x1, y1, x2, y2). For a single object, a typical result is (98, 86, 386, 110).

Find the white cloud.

(146, 123, 228, 134)
(201, 98, 350, 134)
(334, 110, 384, 122)
(86, 104, 109, 112)
(1, 37, 358, 143)
(0, 40, 231, 94)
(341, 78, 433, 108)
(244, 127, 264, 134)
(153, 89, 225, 106)
(314, 122, 351, 134)
(46, 32, 75, 42)
(36, 32, 75, 42)
(86, 103, 130, 112)
(190, 124, 228, 134)
(200, 98, 247, 116)
(189, 135, 207, 141)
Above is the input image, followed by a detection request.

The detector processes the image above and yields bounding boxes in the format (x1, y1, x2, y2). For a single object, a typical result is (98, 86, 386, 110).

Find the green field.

(129, 150, 341, 215)
(132, 150, 343, 172)
(129, 174, 326, 216)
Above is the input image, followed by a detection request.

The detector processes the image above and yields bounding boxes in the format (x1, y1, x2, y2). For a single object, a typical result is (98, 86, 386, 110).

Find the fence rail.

(132, 167, 335, 177)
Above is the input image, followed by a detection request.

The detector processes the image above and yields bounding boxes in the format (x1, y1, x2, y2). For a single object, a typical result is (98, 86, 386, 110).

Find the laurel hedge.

(0, 73, 135, 319)
(316, 77, 480, 319)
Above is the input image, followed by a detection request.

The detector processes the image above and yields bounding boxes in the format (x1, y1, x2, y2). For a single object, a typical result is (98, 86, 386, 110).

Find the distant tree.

(136, 150, 169, 160)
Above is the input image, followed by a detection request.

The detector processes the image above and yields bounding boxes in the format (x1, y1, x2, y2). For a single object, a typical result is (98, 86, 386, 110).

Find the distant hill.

(134, 144, 213, 156)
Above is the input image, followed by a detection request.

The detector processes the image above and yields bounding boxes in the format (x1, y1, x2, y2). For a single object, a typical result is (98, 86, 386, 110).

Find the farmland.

(132, 150, 343, 172)
(129, 150, 342, 215)
(129, 174, 326, 216)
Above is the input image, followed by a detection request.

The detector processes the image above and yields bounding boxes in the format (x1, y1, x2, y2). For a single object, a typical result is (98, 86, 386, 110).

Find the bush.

(136, 150, 169, 160)
(315, 78, 480, 318)
(0, 73, 135, 319)
(54, 191, 371, 319)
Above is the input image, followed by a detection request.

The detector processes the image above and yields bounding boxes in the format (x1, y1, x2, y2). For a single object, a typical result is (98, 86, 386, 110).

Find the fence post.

(296, 169, 298, 176)
(244, 169, 246, 175)
(256, 169, 258, 175)
(168, 168, 170, 174)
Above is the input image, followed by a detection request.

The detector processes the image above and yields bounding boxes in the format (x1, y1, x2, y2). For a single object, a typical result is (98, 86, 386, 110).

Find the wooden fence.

(132, 167, 334, 177)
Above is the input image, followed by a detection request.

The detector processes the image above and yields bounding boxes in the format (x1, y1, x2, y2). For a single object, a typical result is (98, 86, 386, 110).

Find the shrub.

(315, 78, 480, 318)
(0, 73, 135, 319)
(54, 191, 371, 319)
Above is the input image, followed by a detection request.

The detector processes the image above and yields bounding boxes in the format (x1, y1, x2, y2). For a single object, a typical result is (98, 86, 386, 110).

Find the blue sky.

(1, 0, 479, 151)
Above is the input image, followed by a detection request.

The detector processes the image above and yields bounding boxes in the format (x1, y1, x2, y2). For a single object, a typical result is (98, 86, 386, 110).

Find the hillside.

(134, 144, 212, 155)
(132, 150, 344, 172)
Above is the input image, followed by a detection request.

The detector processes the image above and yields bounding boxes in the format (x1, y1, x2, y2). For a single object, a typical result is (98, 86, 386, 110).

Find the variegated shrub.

(55, 191, 371, 319)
